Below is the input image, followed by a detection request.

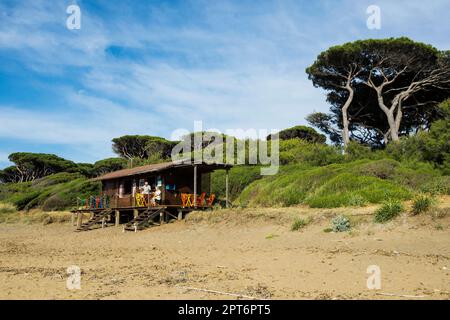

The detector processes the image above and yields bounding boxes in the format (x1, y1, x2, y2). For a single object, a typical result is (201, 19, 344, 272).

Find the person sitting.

(152, 186, 162, 206)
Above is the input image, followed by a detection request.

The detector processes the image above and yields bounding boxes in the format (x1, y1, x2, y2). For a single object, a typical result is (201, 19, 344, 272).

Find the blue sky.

(0, 0, 449, 168)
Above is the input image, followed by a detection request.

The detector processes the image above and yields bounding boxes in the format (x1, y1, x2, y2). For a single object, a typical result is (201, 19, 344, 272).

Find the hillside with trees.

(0, 37, 448, 213)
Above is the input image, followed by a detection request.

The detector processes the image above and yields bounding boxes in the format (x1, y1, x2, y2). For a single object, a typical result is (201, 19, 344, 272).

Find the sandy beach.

(0, 199, 449, 300)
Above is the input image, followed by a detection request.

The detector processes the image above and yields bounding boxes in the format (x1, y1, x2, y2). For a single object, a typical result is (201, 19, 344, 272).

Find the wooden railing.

(77, 195, 110, 210)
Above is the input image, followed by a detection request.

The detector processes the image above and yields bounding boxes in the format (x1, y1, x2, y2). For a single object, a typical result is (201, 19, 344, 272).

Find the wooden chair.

(135, 193, 147, 207)
(181, 193, 188, 207)
(186, 194, 193, 207)
(197, 192, 206, 206)
(206, 194, 215, 206)
(148, 194, 157, 207)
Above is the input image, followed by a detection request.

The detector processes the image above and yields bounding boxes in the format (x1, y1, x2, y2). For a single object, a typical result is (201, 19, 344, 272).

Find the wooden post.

(161, 176, 165, 205)
(160, 211, 164, 225)
(71, 212, 75, 226)
(101, 217, 106, 228)
(225, 168, 229, 208)
(115, 210, 120, 227)
(133, 209, 139, 219)
(209, 172, 212, 195)
(193, 165, 197, 208)
(178, 209, 182, 221)
(76, 212, 83, 229)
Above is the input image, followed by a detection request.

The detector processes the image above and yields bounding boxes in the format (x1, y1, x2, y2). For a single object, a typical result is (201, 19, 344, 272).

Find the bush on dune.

(211, 165, 263, 202)
(237, 164, 341, 207)
(279, 139, 343, 166)
(0, 173, 101, 211)
(236, 159, 443, 208)
(305, 173, 411, 208)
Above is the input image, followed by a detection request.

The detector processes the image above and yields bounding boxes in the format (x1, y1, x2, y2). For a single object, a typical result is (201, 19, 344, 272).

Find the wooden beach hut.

(72, 161, 232, 232)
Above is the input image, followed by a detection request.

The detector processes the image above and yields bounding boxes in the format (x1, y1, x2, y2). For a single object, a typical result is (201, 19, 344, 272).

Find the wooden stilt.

(193, 165, 198, 208)
(71, 212, 75, 226)
(101, 217, 106, 228)
(115, 210, 120, 227)
(160, 211, 164, 225)
(178, 209, 182, 221)
(76, 212, 82, 229)
(225, 168, 230, 208)
(133, 209, 139, 219)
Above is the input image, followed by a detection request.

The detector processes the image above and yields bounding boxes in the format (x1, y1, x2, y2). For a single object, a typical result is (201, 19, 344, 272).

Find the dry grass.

(186, 205, 378, 227)
(0, 202, 72, 224)
(186, 196, 450, 232)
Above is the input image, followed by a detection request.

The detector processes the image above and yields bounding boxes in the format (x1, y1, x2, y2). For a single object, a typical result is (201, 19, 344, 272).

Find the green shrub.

(331, 215, 351, 232)
(305, 173, 411, 208)
(42, 194, 73, 211)
(211, 165, 263, 202)
(32, 172, 82, 188)
(279, 139, 343, 166)
(411, 194, 434, 215)
(12, 191, 41, 210)
(348, 194, 367, 207)
(0, 181, 32, 202)
(291, 217, 311, 231)
(385, 99, 449, 173)
(269, 125, 326, 144)
(420, 176, 450, 195)
(345, 142, 380, 161)
(0, 173, 101, 211)
(236, 157, 444, 208)
(355, 159, 398, 179)
(374, 200, 404, 223)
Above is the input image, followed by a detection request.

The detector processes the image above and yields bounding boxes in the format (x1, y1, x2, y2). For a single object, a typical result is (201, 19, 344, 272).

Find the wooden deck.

(71, 204, 213, 232)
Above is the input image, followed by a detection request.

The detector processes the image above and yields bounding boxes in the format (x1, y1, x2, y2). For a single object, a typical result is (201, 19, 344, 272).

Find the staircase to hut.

(76, 209, 112, 232)
(123, 207, 166, 232)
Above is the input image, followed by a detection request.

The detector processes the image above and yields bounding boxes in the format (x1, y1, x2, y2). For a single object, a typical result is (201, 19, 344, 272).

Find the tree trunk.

(386, 111, 399, 142)
(342, 83, 354, 151)
(374, 88, 400, 142)
(383, 129, 391, 145)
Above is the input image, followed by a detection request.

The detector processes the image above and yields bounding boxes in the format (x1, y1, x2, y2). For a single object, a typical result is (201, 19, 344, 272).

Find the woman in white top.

(153, 186, 162, 204)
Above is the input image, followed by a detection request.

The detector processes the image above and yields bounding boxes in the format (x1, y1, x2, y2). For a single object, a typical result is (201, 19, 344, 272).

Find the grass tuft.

(411, 194, 434, 215)
(291, 217, 312, 231)
(374, 199, 404, 223)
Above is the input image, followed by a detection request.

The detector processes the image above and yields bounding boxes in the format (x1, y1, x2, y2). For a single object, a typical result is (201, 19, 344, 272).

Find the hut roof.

(93, 161, 231, 181)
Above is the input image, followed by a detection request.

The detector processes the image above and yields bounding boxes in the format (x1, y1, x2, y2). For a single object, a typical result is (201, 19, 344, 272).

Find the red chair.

(181, 193, 189, 207)
(206, 194, 215, 206)
(196, 192, 206, 206)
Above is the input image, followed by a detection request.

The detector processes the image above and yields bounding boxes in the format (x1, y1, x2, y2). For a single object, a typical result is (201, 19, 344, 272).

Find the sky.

(0, 0, 449, 168)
